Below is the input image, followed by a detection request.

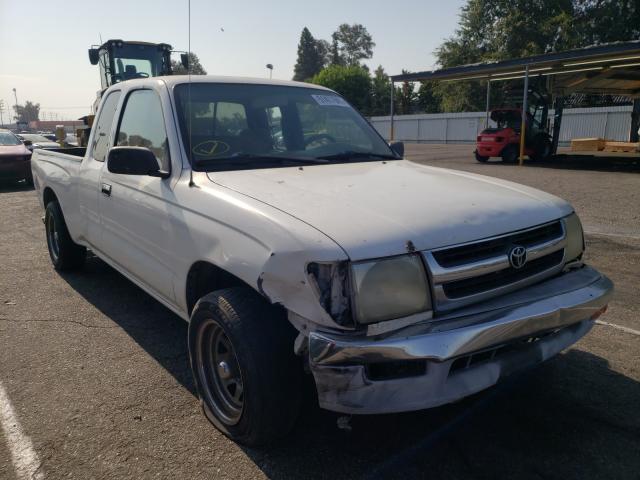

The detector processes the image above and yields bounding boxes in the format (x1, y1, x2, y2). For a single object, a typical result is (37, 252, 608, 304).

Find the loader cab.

(88, 40, 174, 90)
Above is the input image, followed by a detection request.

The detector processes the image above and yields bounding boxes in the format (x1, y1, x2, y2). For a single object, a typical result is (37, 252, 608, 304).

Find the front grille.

(443, 249, 564, 299)
(433, 221, 563, 268)
(424, 220, 567, 311)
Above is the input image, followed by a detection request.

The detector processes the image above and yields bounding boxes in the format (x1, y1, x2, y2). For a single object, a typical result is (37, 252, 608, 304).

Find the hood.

(207, 160, 572, 261)
(0, 144, 31, 156)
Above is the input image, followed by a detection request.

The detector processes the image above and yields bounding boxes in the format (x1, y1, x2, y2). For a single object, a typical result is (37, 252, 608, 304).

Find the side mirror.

(390, 141, 404, 158)
(88, 48, 100, 65)
(23, 140, 33, 147)
(180, 53, 189, 70)
(107, 147, 169, 178)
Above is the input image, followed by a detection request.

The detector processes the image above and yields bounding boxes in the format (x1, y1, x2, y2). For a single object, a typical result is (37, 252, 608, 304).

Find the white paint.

(595, 320, 640, 336)
(0, 382, 44, 480)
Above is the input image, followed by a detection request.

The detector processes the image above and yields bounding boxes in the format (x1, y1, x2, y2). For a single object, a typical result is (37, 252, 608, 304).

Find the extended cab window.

(91, 91, 121, 162)
(116, 89, 170, 171)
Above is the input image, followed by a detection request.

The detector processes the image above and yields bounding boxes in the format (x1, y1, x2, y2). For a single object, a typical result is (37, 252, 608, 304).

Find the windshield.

(109, 44, 165, 83)
(0, 132, 22, 146)
(174, 83, 396, 170)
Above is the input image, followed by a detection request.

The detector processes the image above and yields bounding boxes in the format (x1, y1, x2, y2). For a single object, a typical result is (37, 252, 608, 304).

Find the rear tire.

(188, 287, 303, 446)
(474, 151, 489, 163)
(44, 200, 86, 271)
(501, 144, 519, 163)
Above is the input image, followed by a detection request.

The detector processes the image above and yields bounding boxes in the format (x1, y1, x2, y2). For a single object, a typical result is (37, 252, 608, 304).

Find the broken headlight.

(351, 254, 432, 324)
(564, 213, 585, 262)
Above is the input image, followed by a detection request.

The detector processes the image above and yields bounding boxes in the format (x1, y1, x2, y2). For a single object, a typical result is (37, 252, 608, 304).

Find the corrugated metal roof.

(392, 41, 640, 97)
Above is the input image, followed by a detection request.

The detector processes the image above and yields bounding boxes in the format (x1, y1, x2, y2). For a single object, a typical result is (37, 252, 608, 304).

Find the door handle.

(101, 183, 112, 196)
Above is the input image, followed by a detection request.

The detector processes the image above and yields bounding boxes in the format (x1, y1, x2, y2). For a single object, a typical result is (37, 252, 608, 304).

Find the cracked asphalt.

(1, 144, 639, 479)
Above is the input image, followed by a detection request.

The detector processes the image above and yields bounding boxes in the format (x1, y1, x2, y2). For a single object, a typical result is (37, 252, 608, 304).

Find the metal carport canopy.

(391, 40, 640, 97)
(388, 40, 640, 164)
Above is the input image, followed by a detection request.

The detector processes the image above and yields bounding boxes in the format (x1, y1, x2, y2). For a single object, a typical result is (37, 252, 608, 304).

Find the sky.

(0, 0, 465, 121)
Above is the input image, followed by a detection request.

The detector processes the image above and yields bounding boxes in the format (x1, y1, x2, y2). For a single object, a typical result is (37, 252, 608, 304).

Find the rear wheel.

(44, 200, 86, 271)
(188, 287, 303, 446)
(501, 144, 519, 163)
(475, 151, 489, 163)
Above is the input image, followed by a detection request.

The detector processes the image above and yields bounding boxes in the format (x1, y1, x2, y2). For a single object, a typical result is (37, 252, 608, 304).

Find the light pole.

(12, 88, 18, 126)
(266, 63, 273, 79)
(0, 99, 4, 127)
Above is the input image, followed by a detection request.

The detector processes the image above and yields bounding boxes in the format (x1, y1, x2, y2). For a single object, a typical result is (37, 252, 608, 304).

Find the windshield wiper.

(193, 153, 329, 169)
(316, 150, 398, 161)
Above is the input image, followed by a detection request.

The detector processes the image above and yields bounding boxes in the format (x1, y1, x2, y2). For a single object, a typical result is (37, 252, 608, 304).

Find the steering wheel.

(304, 133, 337, 147)
(136, 72, 150, 78)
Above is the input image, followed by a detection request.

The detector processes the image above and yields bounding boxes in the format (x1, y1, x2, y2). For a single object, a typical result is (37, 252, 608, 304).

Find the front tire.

(188, 287, 303, 446)
(475, 151, 489, 163)
(44, 200, 86, 271)
(530, 134, 552, 161)
(501, 144, 519, 163)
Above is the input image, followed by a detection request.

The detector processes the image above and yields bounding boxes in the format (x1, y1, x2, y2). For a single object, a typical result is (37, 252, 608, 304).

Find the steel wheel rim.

(47, 214, 60, 262)
(196, 319, 244, 425)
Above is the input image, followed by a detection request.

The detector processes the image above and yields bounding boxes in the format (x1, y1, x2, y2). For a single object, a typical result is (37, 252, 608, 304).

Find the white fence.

(370, 106, 634, 146)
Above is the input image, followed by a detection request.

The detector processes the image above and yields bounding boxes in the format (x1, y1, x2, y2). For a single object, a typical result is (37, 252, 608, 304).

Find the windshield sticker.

(311, 94, 350, 107)
(193, 140, 230, 157)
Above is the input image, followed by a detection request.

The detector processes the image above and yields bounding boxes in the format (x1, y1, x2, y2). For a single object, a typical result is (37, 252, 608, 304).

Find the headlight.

(564, 213, 584, 262)
(351, 254, 431, 324)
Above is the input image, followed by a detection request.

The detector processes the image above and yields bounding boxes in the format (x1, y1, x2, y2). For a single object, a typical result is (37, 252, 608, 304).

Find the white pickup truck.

(32, 76, 613, 446)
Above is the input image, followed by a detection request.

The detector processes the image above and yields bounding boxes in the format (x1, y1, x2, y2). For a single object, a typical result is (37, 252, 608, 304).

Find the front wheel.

(188, 287, 303, 446)
(501, 144, 519, 163)
(45, 200, 86, 271)
(475, 151, 489, 163)
(530, 134, 552, 161)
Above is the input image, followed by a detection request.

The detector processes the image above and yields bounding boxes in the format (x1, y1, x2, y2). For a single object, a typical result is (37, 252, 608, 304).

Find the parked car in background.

(64, 134, 78, 147)
(0, 129, 33, 183)
(16, 133, 60, 151)
(41, 133, 59, 142)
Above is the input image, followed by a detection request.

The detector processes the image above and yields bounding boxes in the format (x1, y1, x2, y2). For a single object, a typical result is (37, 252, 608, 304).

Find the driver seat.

(123, 65, 138, 80)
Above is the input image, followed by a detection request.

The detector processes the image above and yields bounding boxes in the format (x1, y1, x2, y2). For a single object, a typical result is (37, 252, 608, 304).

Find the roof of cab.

(120, 75, 333, 91)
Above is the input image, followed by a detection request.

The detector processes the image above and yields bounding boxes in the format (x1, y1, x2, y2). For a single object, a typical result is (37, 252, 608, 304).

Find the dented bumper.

(308, 266, 613, 414)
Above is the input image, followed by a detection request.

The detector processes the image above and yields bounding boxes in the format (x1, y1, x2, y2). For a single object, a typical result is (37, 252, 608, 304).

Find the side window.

(91, 91, 121, 162)
(116, 90, 170, 171)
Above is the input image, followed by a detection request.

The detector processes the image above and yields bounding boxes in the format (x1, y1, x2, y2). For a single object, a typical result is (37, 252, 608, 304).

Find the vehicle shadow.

(479, 154, 640, 173)
(59, 256, 640, 480)
(0, 179, 34, 193)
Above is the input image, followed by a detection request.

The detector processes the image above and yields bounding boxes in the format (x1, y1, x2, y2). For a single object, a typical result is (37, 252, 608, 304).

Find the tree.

(329, 38, 345, 66)
(393, 71, 418, 115)
(370, 66, 391, 116)
(13, 101, 40, 123)
(315, 39, 332, 67)
(293, 27, 325, 81)
(171, 52, 207, 75)
(311, 65, 371, 112)
(418, 81, 441, 113)
(332, 24, 375, 66)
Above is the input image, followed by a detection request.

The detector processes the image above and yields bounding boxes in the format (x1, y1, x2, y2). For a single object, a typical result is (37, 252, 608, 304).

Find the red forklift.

(475, 87, 552, 163)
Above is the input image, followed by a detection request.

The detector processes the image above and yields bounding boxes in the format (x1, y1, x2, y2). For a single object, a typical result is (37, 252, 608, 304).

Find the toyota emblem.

(509, 246, 527, 269)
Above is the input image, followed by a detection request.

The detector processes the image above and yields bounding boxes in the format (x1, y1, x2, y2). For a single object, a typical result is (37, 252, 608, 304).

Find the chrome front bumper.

(308, 266, 613, 414)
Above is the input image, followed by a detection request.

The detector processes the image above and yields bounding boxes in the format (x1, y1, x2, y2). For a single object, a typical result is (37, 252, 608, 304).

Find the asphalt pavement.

(0, 144, 638, 479)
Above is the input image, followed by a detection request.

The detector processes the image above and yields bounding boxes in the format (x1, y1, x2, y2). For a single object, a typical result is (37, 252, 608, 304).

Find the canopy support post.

(390, 81, 395, 142)
(630, 98, 640, 142)
(551, 96, 564, 155)
(519, 65, 530, 166)
(485, 78, 491, 128)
